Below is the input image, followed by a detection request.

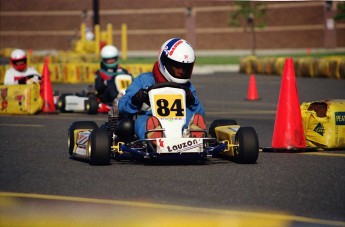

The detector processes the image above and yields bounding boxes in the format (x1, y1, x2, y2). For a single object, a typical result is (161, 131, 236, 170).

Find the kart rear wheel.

(89, 128, 110, 165)
(86, 94, 98, 115)
(68, 121, 99, 156)
(234, 127, 259, 164)
(209, 119, 238, 138)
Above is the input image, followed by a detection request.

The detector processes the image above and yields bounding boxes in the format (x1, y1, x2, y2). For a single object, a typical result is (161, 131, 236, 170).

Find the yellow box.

(301, 99, 345, 149)
(0, 83, 43, 114)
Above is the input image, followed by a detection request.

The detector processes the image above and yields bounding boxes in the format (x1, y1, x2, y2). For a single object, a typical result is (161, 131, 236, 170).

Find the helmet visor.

(104, 57, 118, 64)
(102, 57, 119, 69)
(162, 55, 194, 80)
(12, 58, 27, 66)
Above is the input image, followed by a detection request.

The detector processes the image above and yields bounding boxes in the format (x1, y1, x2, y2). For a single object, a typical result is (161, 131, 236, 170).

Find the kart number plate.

(153, 94, 184, 119)
(115, 74, 132, 93)
(156, 138, 203, 154)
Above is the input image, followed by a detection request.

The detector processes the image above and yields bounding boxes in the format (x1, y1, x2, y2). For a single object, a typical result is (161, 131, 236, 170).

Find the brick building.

(1, 0, 344, 53)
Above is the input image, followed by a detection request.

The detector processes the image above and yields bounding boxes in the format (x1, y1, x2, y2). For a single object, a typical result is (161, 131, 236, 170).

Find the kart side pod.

(213, 124, 259, 164)
(214, 125, 240, 157)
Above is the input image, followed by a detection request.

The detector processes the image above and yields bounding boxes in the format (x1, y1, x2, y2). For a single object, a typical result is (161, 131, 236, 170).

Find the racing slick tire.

(234, 127, 259, 164)
(86, 94, 98, 115)
(209, 119, 238, 138)
(58, 93, 73, 113)
(68, 121, 99, 156)
(89, 128, 110, 165)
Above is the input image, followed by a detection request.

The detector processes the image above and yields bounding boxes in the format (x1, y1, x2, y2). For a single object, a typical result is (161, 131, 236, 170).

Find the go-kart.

(68, 82, 259, 165)
(58, 74, 132, 114)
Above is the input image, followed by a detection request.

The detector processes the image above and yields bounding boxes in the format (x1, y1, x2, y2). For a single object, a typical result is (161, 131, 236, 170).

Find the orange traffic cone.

(246, 74, 259, 100)
(40, 62, 56, 113)
(263, 58, 315, 152)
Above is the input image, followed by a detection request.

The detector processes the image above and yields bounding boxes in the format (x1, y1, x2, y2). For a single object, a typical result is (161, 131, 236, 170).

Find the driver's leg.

(134, 115, 149, 140)
(135, 115, 164, 141)
(188, 114, 206, 138)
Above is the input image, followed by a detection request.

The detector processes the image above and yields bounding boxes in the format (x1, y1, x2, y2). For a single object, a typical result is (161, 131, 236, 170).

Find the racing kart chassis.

(68, 108, 259, 165)
(58, 74, 132, 114)
(68, 83, 259, 165)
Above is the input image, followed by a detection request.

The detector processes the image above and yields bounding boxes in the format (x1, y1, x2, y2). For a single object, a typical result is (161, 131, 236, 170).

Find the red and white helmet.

(158, 38, 195, 84)
(10, 49, 27, 72)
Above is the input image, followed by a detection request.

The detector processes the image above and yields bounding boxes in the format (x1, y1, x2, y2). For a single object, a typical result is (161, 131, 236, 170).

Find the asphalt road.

(1, 72, 345, 226)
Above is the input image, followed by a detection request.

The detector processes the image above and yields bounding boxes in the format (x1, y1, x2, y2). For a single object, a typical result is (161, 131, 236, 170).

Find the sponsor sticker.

(157, 138, 203, 153)
(335, 112, 345, 125)
(313, 122, 324, 136)
(76, 131, 90, 149)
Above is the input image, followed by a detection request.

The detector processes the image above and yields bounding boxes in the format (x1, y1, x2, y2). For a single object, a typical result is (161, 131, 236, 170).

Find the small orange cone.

(263, 58, 315, 152)
(246, 74, 259, 101)
(40, 61, 56, 113)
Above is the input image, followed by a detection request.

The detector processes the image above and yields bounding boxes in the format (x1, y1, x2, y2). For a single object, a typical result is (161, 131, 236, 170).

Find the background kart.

(68, 82, 259, 165)
(57, 74, 132, 114)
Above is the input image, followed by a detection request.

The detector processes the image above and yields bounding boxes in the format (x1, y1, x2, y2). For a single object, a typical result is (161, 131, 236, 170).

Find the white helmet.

(158, 38, 195, 84)
(10, 49, 27, 71)
(100, 45, 119, 70)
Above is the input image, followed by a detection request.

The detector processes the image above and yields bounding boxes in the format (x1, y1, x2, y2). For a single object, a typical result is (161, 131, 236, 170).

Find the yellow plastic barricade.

(301, 99, 345, 149)
(0, 65, 10, 84)
(0, 83, 43, 115)
(273, 57, 285, 76)
(239, 56, 256, 74)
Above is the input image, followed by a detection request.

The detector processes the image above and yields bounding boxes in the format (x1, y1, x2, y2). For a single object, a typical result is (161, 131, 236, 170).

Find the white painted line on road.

(0, 192, 344, 227)
(299, 152, 345, 157)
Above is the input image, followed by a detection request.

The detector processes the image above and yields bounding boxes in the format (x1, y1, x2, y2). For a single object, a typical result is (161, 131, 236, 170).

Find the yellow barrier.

(301, 99, 345, 149)
(0, 65, 9, 84)
(0, 83, 43, 114)
(239, 56, 256, 74)
(121, 24, 128, 60)
(240, 56, 345, 79)
(273, 57, 286, 76)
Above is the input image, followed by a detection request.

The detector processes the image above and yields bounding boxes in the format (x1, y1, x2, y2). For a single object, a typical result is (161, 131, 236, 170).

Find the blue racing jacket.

(118, 72, 205, 139)
(119, 72, 205, 117)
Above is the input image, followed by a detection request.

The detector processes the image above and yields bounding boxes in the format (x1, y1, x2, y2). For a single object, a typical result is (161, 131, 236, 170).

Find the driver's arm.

(118, 73, 154, 115)
(187, 84, 205, 116)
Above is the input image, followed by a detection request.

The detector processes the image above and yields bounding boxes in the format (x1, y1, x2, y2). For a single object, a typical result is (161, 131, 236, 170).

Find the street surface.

(1, 72, 344, 226)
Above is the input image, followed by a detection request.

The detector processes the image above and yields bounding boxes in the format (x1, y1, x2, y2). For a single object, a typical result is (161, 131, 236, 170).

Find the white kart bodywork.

(63, 96, 89, 112)
(148, 87, 204, 154)
(60, 74, 132, 113)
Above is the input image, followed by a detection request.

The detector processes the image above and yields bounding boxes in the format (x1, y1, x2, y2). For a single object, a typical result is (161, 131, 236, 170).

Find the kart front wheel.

(58, 93, 73, 113)
(234, 127, 259, 164)
(89, 128, 110, 165)
(68, 121, 98, 156)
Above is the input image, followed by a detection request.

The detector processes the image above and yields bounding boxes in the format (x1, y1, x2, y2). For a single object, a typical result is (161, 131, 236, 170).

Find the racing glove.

(18, 75, 34, 84)
(184, 88, 195, 107)
(18, 77, 27, 84)
(131, 89, 149, 107)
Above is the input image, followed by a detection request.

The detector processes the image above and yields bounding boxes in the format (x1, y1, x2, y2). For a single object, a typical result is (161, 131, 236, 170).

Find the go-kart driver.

(4, 49, 41, 85)
(95, 45, 132, 106)
(118, 38, 206, 140)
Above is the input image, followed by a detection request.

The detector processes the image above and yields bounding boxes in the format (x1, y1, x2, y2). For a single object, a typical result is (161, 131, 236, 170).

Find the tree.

(334, 2, 345, 21)
(228, 1, 267, 56)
